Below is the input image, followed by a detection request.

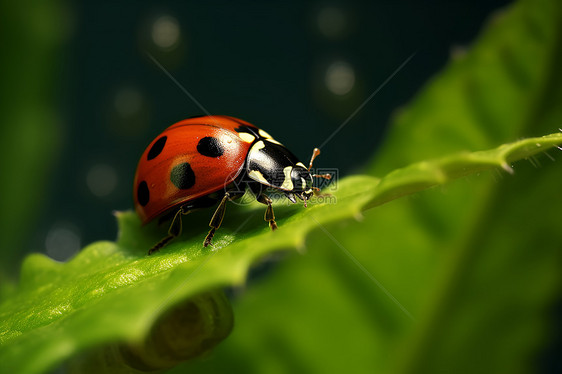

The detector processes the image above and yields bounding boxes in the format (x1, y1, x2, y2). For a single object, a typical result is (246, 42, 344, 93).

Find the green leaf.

(1, 134, 560, 373)
(174, 0, 562, 373)
(3, 0, 562, 372)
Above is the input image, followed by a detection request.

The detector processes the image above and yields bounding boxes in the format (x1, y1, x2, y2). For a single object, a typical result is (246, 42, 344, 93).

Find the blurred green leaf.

(0, 0, 67, 274)
(178, 0, 562, 373)
(1, 133, 560, 373)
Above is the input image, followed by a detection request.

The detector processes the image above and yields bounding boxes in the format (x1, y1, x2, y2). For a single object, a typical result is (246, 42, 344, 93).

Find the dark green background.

(1, 0, 508, 268)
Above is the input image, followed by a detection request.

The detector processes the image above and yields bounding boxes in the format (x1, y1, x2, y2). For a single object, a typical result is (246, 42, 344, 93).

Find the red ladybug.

(134, 115, 330, 254)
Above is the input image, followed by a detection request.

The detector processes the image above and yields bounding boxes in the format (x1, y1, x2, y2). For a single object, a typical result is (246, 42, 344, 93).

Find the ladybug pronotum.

(133, 115, 330, 254)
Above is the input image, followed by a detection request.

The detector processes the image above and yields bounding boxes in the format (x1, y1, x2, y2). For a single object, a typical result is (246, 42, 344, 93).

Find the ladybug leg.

(312, 173, 332, 180)
(204, 192, 231, 247)
(148, 207, 185, 255)
(256, 194, 278, 231)
(311, 186, 333, 199)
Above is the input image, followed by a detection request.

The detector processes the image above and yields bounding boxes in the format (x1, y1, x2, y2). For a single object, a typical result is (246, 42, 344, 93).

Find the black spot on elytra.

(170, 162, 196, 189)
(147, 136, 167, 160)
(137, 181, 150, 206)
(197, 136, 224, 158)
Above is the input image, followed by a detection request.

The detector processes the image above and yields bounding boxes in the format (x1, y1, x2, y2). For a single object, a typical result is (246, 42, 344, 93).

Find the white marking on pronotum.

(258, 129, 273, 139)
(238, 132, 255, 143)
(249, 170, 268, 184)
(296, 162, 306, 168)
(281, 166, 294, 190)
(300, 177, 306, 190)
(246, 142, 267, 181)
(253, 140, 266, 151)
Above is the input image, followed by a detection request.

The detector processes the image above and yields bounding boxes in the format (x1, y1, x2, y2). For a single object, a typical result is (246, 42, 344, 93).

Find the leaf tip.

(501, 161, 514, 174)
(112, 210, 125, 217)
(354, 211, 364, 222)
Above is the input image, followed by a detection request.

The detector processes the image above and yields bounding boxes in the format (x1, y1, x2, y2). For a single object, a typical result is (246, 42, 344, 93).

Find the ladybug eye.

(290, 166, 312, 192)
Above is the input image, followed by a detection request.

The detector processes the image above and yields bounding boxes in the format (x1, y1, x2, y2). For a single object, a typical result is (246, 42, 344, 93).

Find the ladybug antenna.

(308, 147, 331, 180)
(308, 148, 321, 171)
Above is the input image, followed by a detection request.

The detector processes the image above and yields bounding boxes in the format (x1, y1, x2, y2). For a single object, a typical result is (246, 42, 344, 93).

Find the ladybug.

(134, 115, 330, 254)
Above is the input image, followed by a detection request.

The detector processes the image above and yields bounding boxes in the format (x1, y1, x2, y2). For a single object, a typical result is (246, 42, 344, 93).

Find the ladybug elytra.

(133, 115, 330, 254)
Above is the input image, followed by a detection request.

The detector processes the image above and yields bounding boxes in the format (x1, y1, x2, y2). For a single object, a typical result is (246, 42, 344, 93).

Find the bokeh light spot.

(151, 15, 180, 50)
(87, 164, 118, 198)
(317, 6, 347, 38)
(45, 223, 81, 261)
(114, 87, 143, 118)
(325, 61, 355, 96)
